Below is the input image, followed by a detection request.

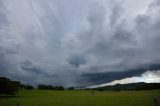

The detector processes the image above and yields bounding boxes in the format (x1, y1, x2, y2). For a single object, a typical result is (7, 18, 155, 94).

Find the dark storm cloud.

(68, 55, 86, 68)
(0, 0, 160, 87)
(79, 64, 160, 87)
(20, 60, 43, 74)
(20, 60, 58, 78)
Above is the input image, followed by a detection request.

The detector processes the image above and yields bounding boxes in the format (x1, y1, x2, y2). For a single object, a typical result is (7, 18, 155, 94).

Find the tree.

(38, 85, 47, 90)
(38, 85, 53, 90)
(54, 86, 64, 90)
(0, 77, 20, 95)
(25, 84, 34, 90)
(68, 87, 75, 90)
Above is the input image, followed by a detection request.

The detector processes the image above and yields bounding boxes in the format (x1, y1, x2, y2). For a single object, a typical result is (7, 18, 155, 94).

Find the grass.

(0, 90, 160, 106)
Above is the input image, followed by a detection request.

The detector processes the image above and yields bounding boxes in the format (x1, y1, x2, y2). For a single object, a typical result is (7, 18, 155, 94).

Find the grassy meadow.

(0, 90, 160, 106)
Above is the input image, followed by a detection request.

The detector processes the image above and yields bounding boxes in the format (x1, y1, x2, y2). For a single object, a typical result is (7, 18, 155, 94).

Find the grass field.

(0, 90, 160, 106)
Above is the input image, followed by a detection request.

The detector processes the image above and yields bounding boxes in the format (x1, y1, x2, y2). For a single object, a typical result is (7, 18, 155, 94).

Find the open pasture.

(0, 90, 160, 106)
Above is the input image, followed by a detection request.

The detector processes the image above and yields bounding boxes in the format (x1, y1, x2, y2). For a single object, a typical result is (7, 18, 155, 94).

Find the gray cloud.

(0, 1, 8, 29)
(68, 55, 86, 68)
(0, 0, 160, 87)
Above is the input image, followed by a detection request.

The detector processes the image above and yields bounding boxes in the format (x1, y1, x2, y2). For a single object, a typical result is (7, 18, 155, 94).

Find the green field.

(0, 90, 160, 106)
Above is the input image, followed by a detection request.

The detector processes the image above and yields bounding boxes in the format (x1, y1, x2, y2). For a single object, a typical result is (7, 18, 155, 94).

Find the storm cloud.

(0, 0, 160, 87)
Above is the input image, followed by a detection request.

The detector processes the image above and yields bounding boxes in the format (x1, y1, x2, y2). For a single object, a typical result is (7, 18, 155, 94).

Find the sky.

(0, 0, 160, 87)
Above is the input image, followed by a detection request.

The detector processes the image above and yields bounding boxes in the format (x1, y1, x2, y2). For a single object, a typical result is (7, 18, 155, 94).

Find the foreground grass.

(0, 90, 160, 106)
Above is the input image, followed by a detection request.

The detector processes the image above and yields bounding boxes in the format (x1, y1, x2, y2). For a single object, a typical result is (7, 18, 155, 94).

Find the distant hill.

(90, 82, 160, 91)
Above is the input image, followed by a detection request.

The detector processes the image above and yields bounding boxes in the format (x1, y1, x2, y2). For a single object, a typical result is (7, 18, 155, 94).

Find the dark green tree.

(0, 77, 20, 95)
(67, 87, 75, 90)
(25, 84, 34, 90)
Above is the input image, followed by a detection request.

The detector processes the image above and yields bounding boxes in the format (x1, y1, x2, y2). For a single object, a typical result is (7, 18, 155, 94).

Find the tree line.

(0, 77, 74, 95)
(38, 85, 65, 90)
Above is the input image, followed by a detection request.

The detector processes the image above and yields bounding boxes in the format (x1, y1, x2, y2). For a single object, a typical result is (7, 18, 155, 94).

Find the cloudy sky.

(0, 0, 160, 87)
